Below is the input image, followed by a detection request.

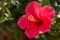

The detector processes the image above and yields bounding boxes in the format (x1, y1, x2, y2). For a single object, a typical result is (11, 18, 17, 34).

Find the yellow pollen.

(28, 15, 36, 21)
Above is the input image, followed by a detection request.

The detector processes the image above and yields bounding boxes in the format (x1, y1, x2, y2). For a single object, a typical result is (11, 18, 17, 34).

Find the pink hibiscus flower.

(17, 1, 55, 39)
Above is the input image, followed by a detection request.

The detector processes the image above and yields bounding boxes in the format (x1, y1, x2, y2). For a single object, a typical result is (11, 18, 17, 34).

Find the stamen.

(28, 15, 36, 21)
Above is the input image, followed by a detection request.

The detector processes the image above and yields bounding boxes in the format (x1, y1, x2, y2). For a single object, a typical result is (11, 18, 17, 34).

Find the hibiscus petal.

(17, 15, 35, 30)
(25, 26, 39, 39)
(40, 6, 55, 20)
(25, 1, 42, 18)
(39, 17, 51, 33)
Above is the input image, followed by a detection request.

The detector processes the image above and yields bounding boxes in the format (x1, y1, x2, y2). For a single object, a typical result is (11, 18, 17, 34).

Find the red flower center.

(36, 20, 43, 26)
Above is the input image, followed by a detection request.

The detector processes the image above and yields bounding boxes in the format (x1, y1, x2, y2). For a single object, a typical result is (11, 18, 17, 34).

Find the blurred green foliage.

(0, 0, 60, 40)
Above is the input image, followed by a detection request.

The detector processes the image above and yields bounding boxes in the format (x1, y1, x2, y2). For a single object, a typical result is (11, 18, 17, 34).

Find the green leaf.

(5, 8, 12, 17)
(0, 17, 7, 23)
(55, 6, 60, 15)
(49, 0, 55, 7)
(48, 31, 58, 37)
(0, 25, 6, 35)
(52, 18, 56, 25)
(0, 17, 13, 23)
(42, 0, 50, 6)
(12, 27, 20, 40)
